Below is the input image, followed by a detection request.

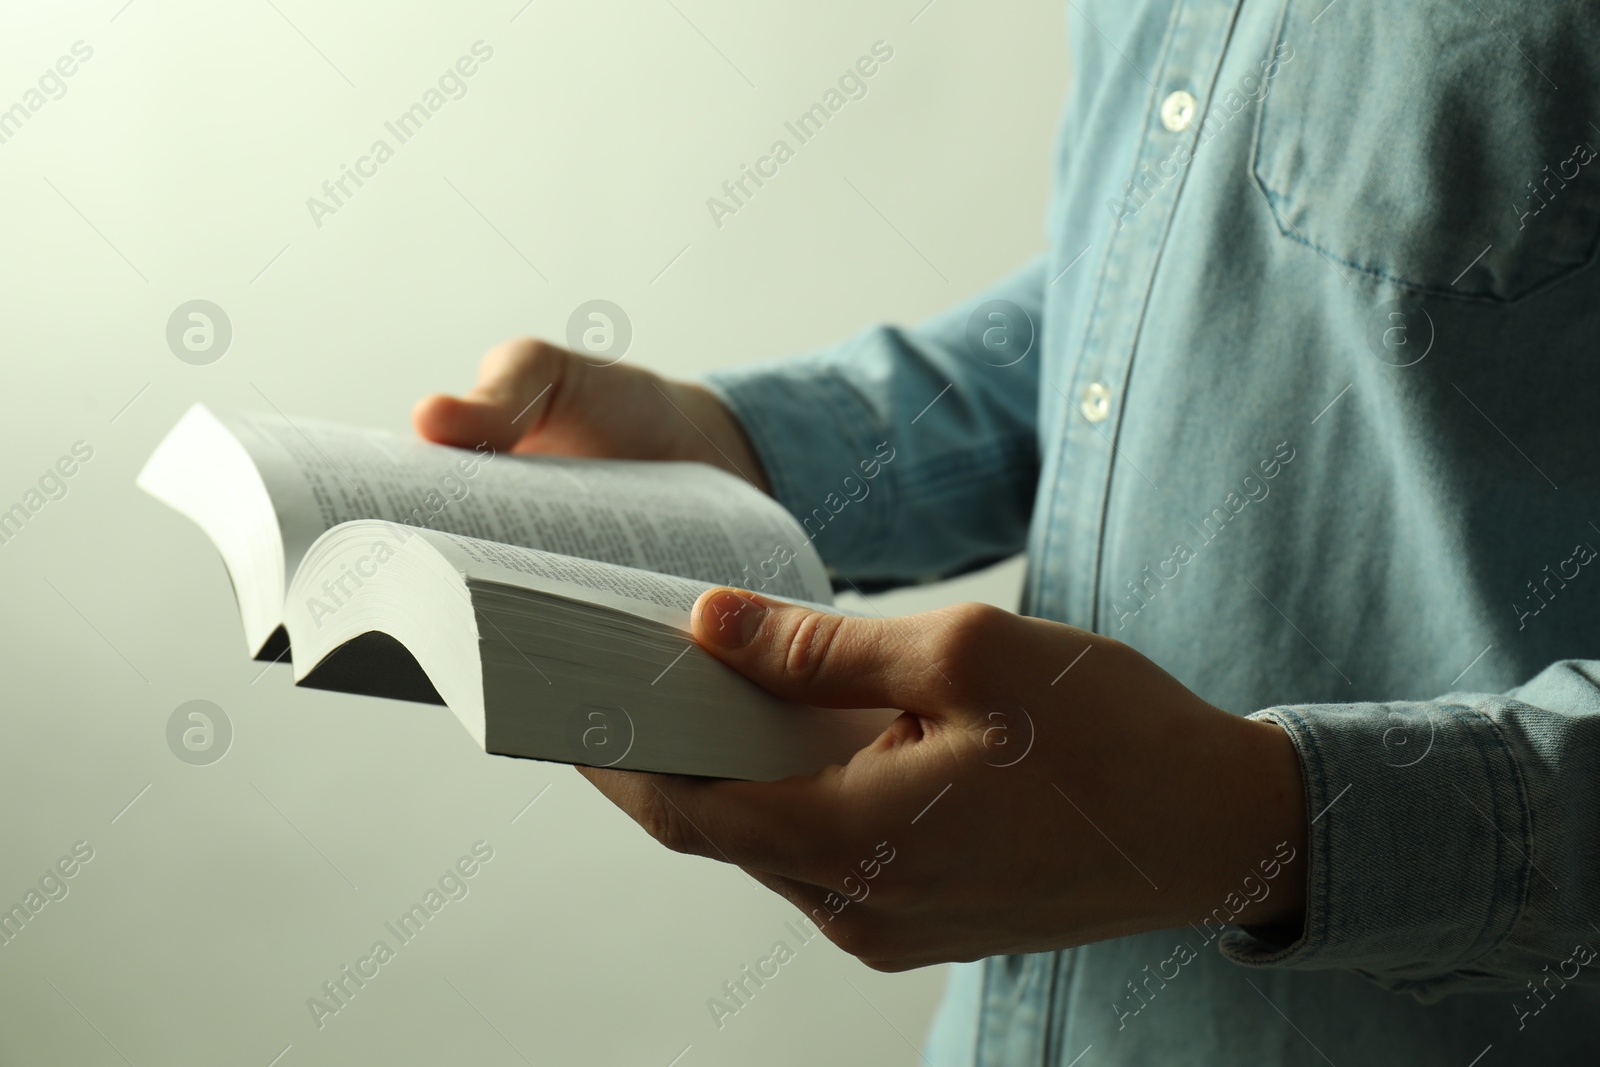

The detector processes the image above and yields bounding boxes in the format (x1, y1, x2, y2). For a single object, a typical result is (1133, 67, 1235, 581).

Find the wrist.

(1234, 718, 1309, 927)
(675, 382, 772, 494)
(1182, 716, 1308, 933)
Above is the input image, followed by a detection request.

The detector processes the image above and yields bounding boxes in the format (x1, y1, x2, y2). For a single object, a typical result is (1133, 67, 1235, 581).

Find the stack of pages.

(138, 404, 892, 779)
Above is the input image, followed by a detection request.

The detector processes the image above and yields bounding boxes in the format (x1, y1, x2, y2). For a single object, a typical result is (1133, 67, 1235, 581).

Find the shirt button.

(1080, 382, 1111, 423)
(1160, 90, 1197, 132)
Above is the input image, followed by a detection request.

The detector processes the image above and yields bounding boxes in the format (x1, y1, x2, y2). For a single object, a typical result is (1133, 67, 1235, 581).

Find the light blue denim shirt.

(705, 1, 1600, 1063)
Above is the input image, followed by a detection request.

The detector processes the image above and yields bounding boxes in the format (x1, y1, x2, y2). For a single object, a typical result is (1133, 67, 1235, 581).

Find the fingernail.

(701, 590, 766, 650)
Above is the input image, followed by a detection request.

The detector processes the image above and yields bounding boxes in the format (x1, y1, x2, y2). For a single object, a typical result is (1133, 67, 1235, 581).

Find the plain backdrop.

(0, 1, 1068, 1064)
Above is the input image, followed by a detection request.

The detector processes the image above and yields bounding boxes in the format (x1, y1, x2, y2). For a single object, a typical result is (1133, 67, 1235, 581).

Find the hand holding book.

(412, 336, 771, 493)
(139, 339, 873, 780)
(580, 587, 1310, 971)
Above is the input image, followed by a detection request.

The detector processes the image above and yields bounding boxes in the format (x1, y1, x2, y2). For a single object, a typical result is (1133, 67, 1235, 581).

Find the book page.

(417, 528, 843, 631)
(213, 407, 832, 603)
(431, 529, 708, 629)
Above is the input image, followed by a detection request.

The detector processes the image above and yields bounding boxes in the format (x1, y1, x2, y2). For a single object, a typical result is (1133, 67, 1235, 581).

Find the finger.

(412, 339, 575, 451)
(575, 764, 847, 885)
(741, 866, 881, 920)
(412, 394, 522, 452)
(739, 867, 928, 970)
(690, 589, 1007, 716)
(740, 866, 855, 931)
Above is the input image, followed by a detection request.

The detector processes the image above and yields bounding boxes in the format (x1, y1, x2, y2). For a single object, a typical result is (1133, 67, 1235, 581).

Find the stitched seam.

(1248, 0, 1600, 306)
(1254, 185, 1600, 304)
(1285, 706, 1334, 967)
(1223, 707, 1332, 968)
(1031, 0, 1190, 615)
(1086, 0, 1248, 634)
(1445, 702, 1537, 974)
(812, 366, 900, 558)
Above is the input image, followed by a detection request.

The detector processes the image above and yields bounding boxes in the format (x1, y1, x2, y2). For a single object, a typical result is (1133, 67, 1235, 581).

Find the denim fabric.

(705, 1, 1600, 1063)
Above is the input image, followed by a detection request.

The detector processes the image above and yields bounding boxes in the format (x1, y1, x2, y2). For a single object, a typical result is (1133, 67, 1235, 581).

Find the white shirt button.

(1081, 382, 1111, 423)
(1160, 90, 1197, 133)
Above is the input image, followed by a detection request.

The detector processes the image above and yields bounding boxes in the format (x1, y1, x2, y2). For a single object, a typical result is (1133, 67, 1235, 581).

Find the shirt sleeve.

(700, 256, 1044, 589)
(1219, 659, 1600, 1012)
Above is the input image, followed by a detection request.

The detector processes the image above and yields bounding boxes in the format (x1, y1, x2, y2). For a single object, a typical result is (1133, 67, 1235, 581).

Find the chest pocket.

(1250, 0, 1600, 303)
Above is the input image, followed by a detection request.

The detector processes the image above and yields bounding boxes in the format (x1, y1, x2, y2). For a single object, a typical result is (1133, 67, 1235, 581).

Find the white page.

(413, 528, 847, 631)
(427, 529, 709, 630)
(211, 406, 832, 603)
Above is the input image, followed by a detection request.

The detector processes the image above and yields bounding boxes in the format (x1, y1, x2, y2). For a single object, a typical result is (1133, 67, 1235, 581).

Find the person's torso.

(995, 0, 1600, 1063)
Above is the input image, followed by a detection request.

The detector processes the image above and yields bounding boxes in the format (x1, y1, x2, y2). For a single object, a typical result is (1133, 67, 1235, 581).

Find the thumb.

(691, 588, 958, 714)
(413, 339, 577, 452)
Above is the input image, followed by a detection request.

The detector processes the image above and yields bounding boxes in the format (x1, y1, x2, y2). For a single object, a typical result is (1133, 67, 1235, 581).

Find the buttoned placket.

(1013, 2, 1248, 1058)
(1027, 0, 1244, 640)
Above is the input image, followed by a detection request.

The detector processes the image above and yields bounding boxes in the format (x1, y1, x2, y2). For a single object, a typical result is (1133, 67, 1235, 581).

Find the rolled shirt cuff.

(1219, 701, 1530, 1000)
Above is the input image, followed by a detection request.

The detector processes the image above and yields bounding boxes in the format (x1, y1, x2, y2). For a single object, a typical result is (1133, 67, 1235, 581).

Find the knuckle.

(780, 610, 849, 686)
(932, 602, 1004, 680)
(492, 337, 569, 380)
(488, 336, 544, 367)
(819, 912, 884, 959)
(507, 335, 557, 356)
(859, 956, 913, 974)
(638, 791, 696, 856)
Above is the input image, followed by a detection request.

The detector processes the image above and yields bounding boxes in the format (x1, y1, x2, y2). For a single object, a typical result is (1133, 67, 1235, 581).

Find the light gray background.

(0, 1, 1068, 1064)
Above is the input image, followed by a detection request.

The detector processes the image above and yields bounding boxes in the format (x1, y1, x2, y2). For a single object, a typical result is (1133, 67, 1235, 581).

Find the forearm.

(702, 256, 1046, 586)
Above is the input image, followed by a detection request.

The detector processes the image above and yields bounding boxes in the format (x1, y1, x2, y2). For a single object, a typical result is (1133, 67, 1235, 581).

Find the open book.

(138, 404, 893, 780)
